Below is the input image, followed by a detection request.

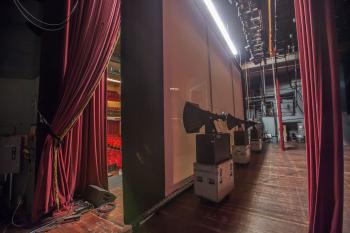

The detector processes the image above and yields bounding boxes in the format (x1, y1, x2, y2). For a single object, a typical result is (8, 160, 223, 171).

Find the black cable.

(29, 201, 93, 233)
(13, 0, 66, 31)
(96, 203, 116, 214)
(14, 0, 79, 26)
(13, 0, 79, 31)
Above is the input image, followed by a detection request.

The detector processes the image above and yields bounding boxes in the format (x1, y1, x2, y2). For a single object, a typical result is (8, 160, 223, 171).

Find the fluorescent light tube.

(107, 78, 121, 83)
(203, 0, 238, 56)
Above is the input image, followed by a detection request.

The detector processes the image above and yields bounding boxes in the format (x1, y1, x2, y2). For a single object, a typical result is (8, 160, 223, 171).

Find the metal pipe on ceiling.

(262, 64, 266, 97)
(268, 0, 273, 56)
(245, 68, 250, 119)
(247, 64, 300, 74)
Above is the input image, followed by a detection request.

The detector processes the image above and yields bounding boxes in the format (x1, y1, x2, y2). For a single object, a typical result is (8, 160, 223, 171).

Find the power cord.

(11, 197, 23, 228)
(27, 200, 116, 232)
(9, 147, 32, 229)
(14, 0, 78, 26)
(12, 0, 79, 31)
(2, 224, 10, 233)
(96, 203, 116, 214)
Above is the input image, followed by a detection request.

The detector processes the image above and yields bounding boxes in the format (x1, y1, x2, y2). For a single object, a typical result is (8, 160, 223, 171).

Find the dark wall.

(341, 54, 350, 114)
(121, 0, 165, 225)
(0, 0, 42, 217)
(340, 54, 350, 145)
(0, 0, 41, 79)
(0, 0, 66, 216)
(0, 0, 42, 135)
(35, 0, 66, 180)
(0, 78, 39, 136)
(37, 0, 66, 122)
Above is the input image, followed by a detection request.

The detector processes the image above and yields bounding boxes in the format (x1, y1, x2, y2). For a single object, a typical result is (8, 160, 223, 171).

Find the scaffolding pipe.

(262, 63, 266, 116)
(260, 64, 263, 116)
(272, 63, 278, 109)
(274, 0, 277, 52)
(294, 51, 298, 107)
(262, 64, 266, 96)
(276, 78, 285, 150)
(245, 68, 250, 119)
(272, 61, 279, 139)
(268, 0, 273, 56)
(274, 0, 285, 150)
(246, 64, 300, 74)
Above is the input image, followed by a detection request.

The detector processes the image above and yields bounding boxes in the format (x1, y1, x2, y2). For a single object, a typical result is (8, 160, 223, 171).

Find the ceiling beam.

(241, 52, 299, 70)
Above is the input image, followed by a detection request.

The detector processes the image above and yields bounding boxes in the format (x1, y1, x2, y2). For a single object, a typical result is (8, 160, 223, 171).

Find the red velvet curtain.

(294, 0, 344, 232)
(32, 0, 121, 222)
(77, 76, 107, 193)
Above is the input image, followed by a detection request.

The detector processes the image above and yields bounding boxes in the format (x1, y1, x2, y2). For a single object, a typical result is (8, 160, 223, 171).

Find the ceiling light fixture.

(203, 0, 238, 56)
(107, 78, 121, 83)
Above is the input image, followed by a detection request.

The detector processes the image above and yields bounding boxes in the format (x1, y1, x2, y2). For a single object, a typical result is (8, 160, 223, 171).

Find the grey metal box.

(0, 136, 22, 174)
(194, 159, 234, 202)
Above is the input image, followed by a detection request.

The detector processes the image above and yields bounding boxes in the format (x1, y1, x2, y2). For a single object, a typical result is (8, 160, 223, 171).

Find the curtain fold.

(32, 0, 121, 222)
(294, 0, 344, 232)
(76, 76, 108, 193)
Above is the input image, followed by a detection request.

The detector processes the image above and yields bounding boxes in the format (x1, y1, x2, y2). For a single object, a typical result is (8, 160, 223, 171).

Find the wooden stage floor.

(43, 185, 129, 233)
(1, 143, 349, 233)
(0, 186, 129, 233)
(136, 143, 350, 233)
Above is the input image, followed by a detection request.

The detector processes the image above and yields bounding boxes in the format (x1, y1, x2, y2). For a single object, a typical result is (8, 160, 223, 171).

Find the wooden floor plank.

(1, 143, 349, 233)
(0, 184, 128, 233)
(137, 143, 350, 233)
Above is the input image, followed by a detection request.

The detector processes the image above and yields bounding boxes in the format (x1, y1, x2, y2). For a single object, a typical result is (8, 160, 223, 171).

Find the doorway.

(105, 38, 124, 225)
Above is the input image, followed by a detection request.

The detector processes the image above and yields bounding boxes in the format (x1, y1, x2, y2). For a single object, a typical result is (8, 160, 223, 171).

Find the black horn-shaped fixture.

(183, 101, 248, 133)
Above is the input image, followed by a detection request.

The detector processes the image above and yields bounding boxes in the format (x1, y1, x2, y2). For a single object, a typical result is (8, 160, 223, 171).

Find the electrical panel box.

(196, 133, 231, 165)
(0, 136, 22, 174)
(194, 159, 234, 202)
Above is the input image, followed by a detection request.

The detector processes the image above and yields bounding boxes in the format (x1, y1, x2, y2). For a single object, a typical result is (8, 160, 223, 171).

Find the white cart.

(194, 159, 234, 202)
(232, 144, 251, 164)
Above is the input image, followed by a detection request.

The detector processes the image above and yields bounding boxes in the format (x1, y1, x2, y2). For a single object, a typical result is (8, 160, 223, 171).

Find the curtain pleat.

(32, 0, 121, 222)
(294, 0, 344, 232)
